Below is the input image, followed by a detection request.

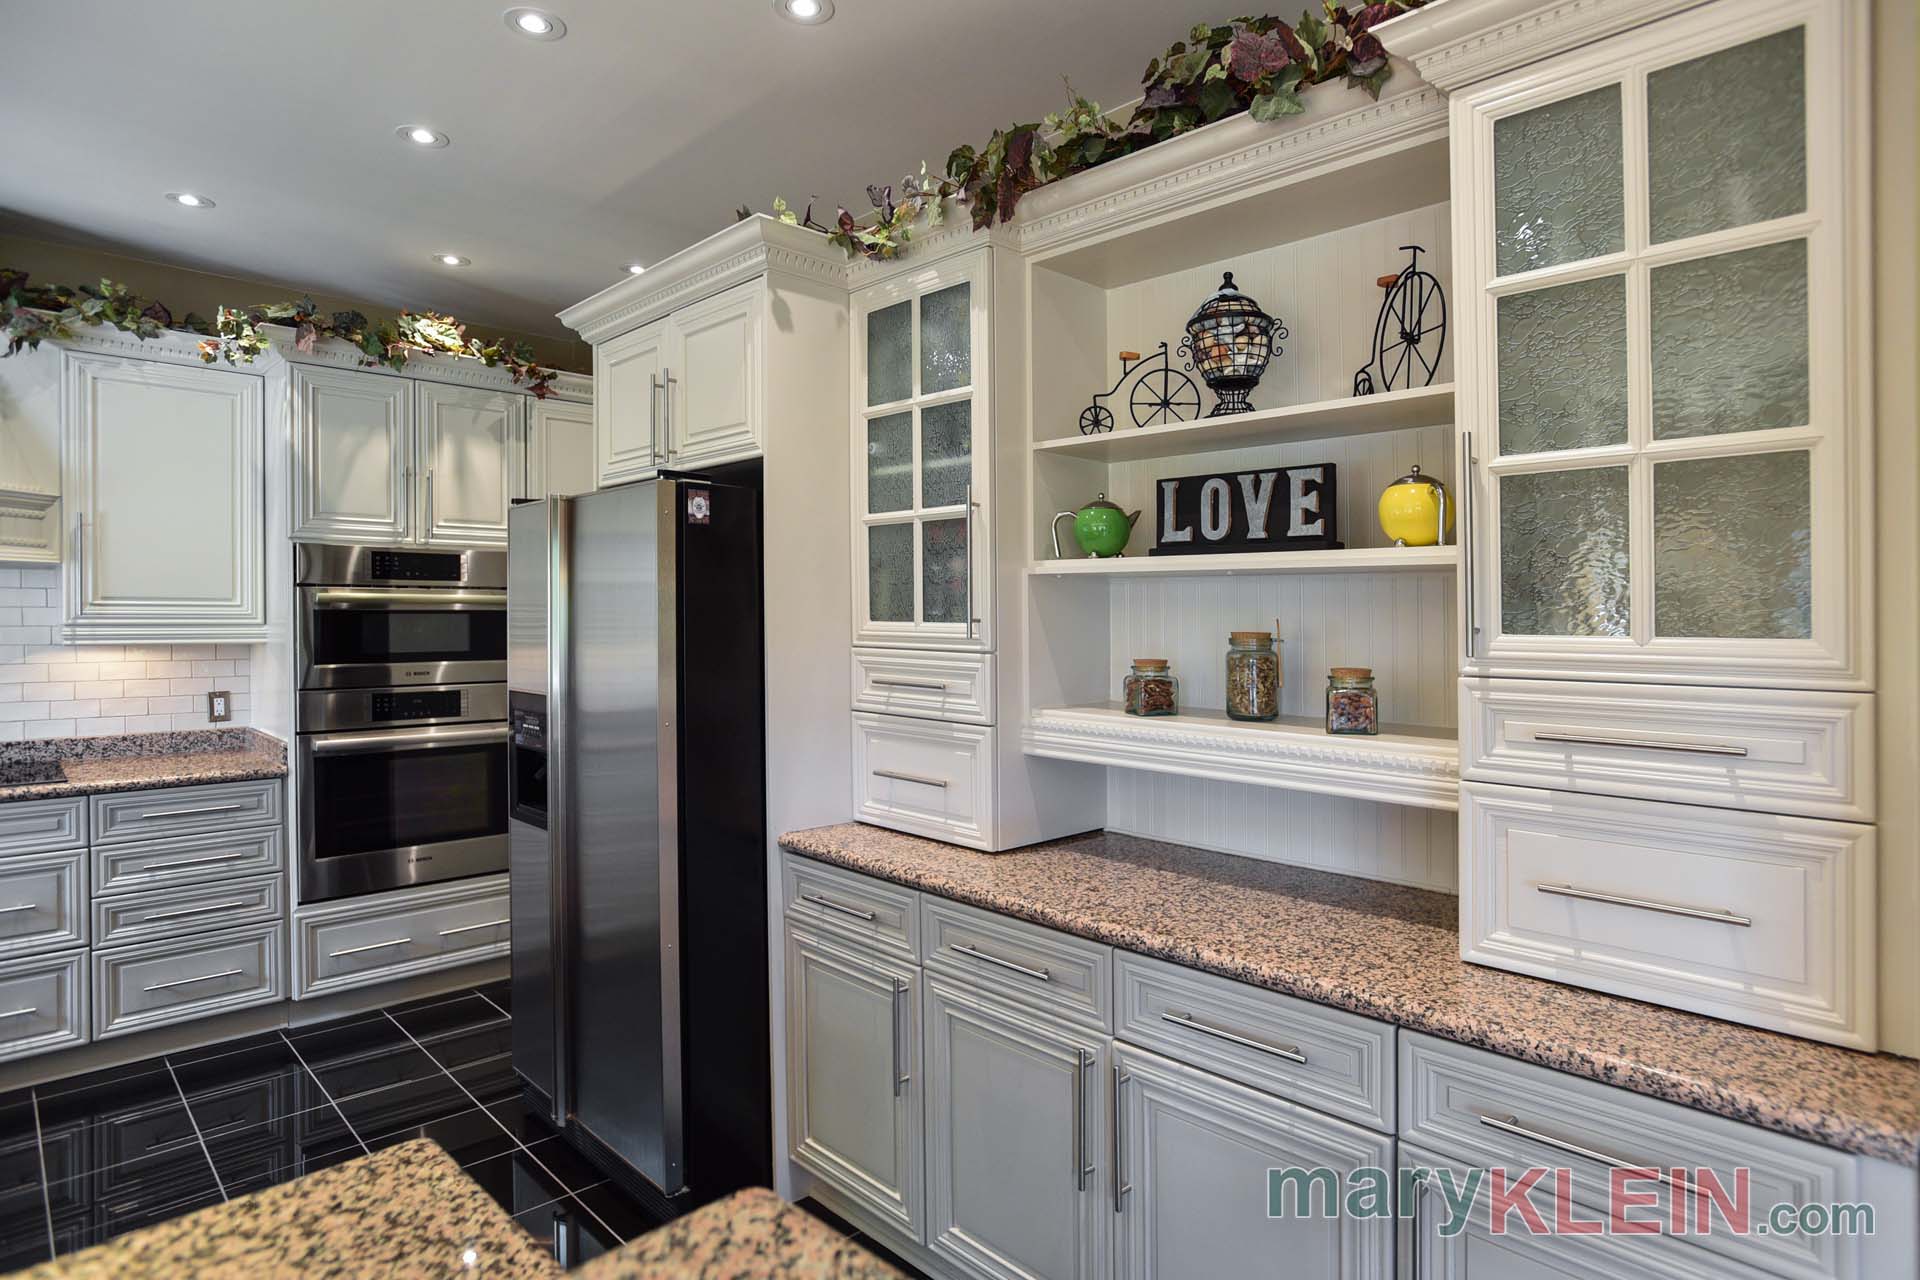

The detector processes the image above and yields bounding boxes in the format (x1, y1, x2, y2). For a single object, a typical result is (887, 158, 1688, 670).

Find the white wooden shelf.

(1022, 704, 1460, 811)
(1030, 545, 1456, 577)
(1033, 383, 1454, 463)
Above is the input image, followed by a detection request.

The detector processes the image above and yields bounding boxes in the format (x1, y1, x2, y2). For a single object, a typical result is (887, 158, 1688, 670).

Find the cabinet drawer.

(1463, 679, 1875, 821)
(92, 874, 283, 950)
(0, 948, 87, 1063)
(853, 713, 993, 850)
(783, 854, 920, 964)
(93, 826, 285, 896)
(91, 779, 283, 845)
(852, 649, 994, 725)
(922, 894, 1110, 1032)
(1401, 1031, 1866, 1280)
(1113, 951, 1393, 1133)
(294, 875, 508, 999)
(0, 849, 86, 960)
(1461, 783, 1875, 1048)
(92, 921, 283, 1040)
(0, 797, 86, 858)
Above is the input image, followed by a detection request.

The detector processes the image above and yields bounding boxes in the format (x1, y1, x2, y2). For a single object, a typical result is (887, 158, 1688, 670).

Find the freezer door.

(507, 501, 551, 696)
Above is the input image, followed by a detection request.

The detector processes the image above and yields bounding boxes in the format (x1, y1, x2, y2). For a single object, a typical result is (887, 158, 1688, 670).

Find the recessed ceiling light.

(774, 0, 833, 22)
(165, 192, 215, 209)
(397, 125, 450, 148)
(436, 254, 471, 268)
(626, 263, 647, 275)
(504, 7, 566, 38)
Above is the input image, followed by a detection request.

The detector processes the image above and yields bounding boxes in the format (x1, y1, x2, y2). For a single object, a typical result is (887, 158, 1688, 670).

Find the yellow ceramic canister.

(1377, 465, 1454, 547)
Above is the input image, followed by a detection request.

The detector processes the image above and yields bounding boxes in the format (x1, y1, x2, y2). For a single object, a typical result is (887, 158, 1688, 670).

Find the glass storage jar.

(1123, 659, 1179, 716)
(1326, 667, 1379, 734)
(1224, 632, 1280, 721)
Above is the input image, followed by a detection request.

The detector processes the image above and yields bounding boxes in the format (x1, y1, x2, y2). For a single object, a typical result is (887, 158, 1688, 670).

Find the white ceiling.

(1, 0, 1233, 339)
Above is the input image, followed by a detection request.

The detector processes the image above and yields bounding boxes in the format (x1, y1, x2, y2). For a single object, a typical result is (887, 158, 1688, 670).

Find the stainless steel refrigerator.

(506, 473, 769, 1211)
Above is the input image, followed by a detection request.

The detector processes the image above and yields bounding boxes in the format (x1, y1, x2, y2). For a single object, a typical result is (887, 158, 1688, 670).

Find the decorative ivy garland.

(749, 5, 1428, 261)
(0, 269, 559, 397)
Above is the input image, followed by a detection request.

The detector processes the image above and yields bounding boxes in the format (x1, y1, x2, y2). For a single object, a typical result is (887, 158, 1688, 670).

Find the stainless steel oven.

(295, 544, 508, 689)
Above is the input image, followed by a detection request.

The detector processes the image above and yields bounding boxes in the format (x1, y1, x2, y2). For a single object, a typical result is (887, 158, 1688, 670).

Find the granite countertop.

(0, 728, 287, 802)
(575, 1187, 904, 1280)
(780, 823, 1920, 1167)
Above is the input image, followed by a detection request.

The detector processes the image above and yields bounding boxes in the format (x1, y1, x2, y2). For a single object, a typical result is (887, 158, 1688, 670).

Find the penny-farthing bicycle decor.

(1352, 244, 1447, 397)
(1078, 341, 1203, 434)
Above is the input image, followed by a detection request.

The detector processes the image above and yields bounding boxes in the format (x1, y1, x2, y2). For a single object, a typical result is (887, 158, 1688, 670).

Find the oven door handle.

(309, 725, 509, 755)
(310, 589, 508, 607)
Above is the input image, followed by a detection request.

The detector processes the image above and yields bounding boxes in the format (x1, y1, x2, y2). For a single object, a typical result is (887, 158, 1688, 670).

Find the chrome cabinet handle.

(1113, 1066, 1131, 1214)
(426, 467, 436, 534)
(1478, 1113, 1694, 1195)
(137, 899, 248, 924)
(1073, 1049, 1095, 1191)
(1531, 731, 1748, 758)
(328, 936, 412, 958)
(0, 904, 37, 916)
(803, 894, 876, 922)
(143, 967, 243, 993)
(963, 480, 977, 641)
(950, 943, 1050, 982)
(650, 372, 663, 463)
(438, 918, 510, 937)
(137, 803, 245, 820)
(1536, 882, 1751, 927)
(1160, 1010, 1307, 1064)
(871, 678, 949, 691)
(890, 977, 909, 1097)
(871, 768, 947, 789)
(662, 369, 676, 459)
(142, 852, 246, 872)
(1461, 429, 1477, 659)
(0, 1006, 36, 1021)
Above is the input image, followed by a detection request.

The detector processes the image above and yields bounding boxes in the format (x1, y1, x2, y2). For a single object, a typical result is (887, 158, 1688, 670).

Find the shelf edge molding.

(1033, 382, 1455, 462)
(1031, 545, 1457, 577)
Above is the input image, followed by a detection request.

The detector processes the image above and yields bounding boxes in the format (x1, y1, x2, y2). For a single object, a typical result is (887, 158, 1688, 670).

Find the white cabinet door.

(924, 978, 1103, 1280)
(785, 926, 924, 1242)
(668, 278, 763, 468)
(527, 398, 595, 498)
(61, 352, 266, 642)
(595, 319, 667, 487)
(415, 383, 522, 547)
(290, 365, 413, 543)
(1115, 1044, 1393, 1280)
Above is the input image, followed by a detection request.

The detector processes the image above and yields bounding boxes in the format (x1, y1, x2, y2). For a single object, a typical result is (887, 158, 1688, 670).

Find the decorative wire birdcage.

(1178, 272, 1285, 416)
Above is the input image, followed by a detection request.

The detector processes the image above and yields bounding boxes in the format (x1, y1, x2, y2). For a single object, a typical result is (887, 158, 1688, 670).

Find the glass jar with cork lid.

(1122, 659, 1179, 717)
(1224, 631, 1280, 721)
(1325, 667, 1379, 734)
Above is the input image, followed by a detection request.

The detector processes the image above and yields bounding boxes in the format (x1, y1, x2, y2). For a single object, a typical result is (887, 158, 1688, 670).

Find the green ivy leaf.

(1174, 48, 1210, 83)
(1198, 78, 1238, 121)
(1249, 86, 1306, 120)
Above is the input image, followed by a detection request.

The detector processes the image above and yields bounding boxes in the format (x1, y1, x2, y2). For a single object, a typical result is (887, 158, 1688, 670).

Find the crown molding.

(1373, 0, 1713, 92)
(262, 327, 590, 400)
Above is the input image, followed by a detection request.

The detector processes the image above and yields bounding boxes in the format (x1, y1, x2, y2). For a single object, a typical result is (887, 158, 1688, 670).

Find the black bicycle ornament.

(1077, 341, 1203, 434)
(1352, 245, 1447, 396)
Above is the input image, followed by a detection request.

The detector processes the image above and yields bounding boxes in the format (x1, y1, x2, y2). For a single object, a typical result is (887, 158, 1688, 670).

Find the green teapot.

(1051, 493, 1142, 559)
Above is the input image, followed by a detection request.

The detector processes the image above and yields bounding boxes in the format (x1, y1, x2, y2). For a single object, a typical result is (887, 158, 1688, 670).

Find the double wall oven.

(295, 545, 510, 903)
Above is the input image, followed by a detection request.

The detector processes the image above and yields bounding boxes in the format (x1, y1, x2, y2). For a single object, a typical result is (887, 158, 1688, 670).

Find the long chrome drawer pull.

(1532, 731, 1748, 758)
(871, 768, 948, 789)
(1479, 1114, 1694, 1194)
(328, 936, 412, 958)
(1074, 1049, 1095, 1191)
(950, 943, 1050, 982)
(138, 900, 248, 923)
(142, 853, 247, 872)
(802, 893, 877, 922)
(0, 904, 37, 915)
(438, 918, 510, 937)
(137, 803, 247, 820)
(890, 978, 910, 1097)
(143, 968, 244, 993)
(1536, 883, 1752, 927)
(871, 678, 949, 691)
(0, 1006, 35, 1020)
(1161, 1010, 1307, 1064)
(1113, 1066, 1131, 1214)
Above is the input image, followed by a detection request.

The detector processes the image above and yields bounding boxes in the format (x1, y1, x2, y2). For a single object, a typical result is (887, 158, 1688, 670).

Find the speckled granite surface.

(0, 728, 286, 802)
(576, 1188, 905, 1280)
(781, 823, 1920, 1167)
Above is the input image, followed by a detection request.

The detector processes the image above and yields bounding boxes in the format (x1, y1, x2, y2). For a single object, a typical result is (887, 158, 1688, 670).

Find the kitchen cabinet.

(60, 351, 266, 643)
(594, 318, 668, 487)
(527, 397, 595, 498)
(414, 382, 523, 547)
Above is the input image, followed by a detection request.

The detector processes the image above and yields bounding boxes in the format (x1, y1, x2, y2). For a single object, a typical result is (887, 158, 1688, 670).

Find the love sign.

(1151, 464, 1343, 555)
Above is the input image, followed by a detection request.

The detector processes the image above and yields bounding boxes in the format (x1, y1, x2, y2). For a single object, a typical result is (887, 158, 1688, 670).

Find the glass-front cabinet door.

(1456, 0, 1867, 688)
(852, 249, 992, 650)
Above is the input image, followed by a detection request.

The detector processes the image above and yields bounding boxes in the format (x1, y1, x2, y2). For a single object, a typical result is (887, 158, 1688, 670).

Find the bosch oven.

(295, 544, 508, 689)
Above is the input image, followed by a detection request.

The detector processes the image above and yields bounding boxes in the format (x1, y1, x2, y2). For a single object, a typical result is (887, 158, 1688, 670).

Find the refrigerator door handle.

(548, 494, 575, 1126)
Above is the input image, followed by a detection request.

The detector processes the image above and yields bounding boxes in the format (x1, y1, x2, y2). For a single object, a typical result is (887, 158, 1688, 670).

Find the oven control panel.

(368, 549, 465, 582)
(369, 689, 466, 722)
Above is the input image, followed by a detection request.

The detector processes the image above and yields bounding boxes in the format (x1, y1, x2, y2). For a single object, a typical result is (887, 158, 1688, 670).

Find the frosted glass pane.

(1655, 451, 1811, 639)
(1497, 275, 1628, 455)
(922, 518, 968, 625)
(1500, 467, 1630, 637)
(868, 522, 913, 622)
(1652, 240, 1808, 439)
(921, 400, 971, 509)
(920, 283, 971, 394)
(867, 300, 911, 406)
(1649, 28, 1806, 243)
(866, 412, 912, 514)
(1494, 85, 1624, 275)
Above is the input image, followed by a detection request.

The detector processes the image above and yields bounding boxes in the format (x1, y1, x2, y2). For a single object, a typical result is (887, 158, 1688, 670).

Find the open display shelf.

(1033, 383, 1454, 463)
(1021, 703, 1459, 811)
(1030, 545, 1456, 577)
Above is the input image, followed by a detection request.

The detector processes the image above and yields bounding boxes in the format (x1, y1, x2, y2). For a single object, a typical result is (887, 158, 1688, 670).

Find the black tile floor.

(0, 982, 663, 1271)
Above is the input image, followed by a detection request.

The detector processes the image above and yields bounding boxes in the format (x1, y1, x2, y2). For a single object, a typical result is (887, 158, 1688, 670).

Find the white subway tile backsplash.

(72, 681, 123, 699)
(169, 678, 213, 696)
(22, 683, 73, 702)
(143, 660, 191, 678)
(0, 641, 266, 740)
(22, 720, 75, 739)
(50, 700, 99, 719)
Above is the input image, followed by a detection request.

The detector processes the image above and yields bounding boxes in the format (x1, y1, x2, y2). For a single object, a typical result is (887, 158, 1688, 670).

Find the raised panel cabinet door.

(415, 382, 523, 547)
(924, 979, 1103, 1280)
(60, 352, 266, 642)
(527, 398, 595, 498)
(594, 320, 666, 486)
(290, 365, 412, 543)
(784, 927, 924, 1242)
(668, 279, 762, 467)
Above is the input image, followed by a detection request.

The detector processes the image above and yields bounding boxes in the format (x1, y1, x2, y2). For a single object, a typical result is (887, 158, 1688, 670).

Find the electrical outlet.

(207, 690, 232, 723)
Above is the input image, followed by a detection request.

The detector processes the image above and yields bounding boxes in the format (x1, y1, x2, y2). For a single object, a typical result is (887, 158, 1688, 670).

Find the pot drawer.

(92, 921, 284, 1040)
(0, 849, 86, 960)
(92, 874, 284, 950)
(295, 875, 509, 999)
(1462, 679, 1874, 821)
(852, 649, 994, 725)
(94, 826, 285, 896)
(91, 778, 283, 846)
(1460, 783, 1875, 1048)
(782, 854, 920, 963)
(0, 797, 86, 859)
(922, 893, 1110, 1032)
(1114, 950, 1393, 1133)
(853, 713, 993, 850)
(0, 948, 87, 1063)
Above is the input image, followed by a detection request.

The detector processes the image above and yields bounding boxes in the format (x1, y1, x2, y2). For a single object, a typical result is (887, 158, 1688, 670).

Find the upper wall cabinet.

(1453, 0, 1869, 689)
(415, 383, 524, 547)
(595, 318, 668, 487)
(527, 397, 596, 499)
(61, 352, 266, 643)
